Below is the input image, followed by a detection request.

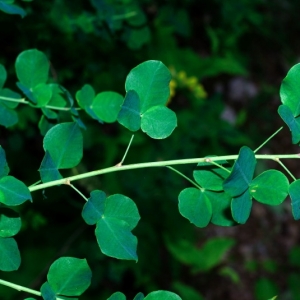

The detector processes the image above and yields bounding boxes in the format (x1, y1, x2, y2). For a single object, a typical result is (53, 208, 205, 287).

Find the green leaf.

(48, 84, 67, 107)
(193, 163, 230, 191)
(0, 237, 21, 271)
(280, 63, 300, 117)
(0, 88, 21, 108)
(254, 278, 279, 300)
(0, 64, 7, 88)
(223, 146, 256, 197)
(104, 194, 140, 230)
(39, 151, 63, 183)
(144, 291, 182, 300)
(76, 84, 95, 109)
(133, 293, 144, 300)
(278, 104, 300, 144)
(178, 188, 212, 228)
(0, 176, 32, 206)
(173, 282, 204, 300)
(0, 146, 9, 179)
(107, 292, 126, 300)
(41, 108, 57, 120)
(82, 190, 106, 225)
(16, 82, 37, 103)
(47, 257, 92, 296)
(125, 60, 171, 113)
(0, 102, 18, 127)
(32, 83, 52, 107)
(41, 282, 56, 300)
(209, 192, 236, 227)
(96, 217, 138, 261)
(43, 122, 83, 169)
(231, 189, 252, 224)
(289, 180, 300, 220)
(0, 208, 21, 237)
(141, 106, 177, 139)
(250, 170, 289, 205)
(117, 90, 141, 132)
(0, 1, 26, 18)
(15, 49, 49, 89)
(92, 91, 123, 123)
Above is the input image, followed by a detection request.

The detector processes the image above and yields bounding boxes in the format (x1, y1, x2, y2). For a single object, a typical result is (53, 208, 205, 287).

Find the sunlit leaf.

(250, 170, 289, 205)
(144, 291, 182, 300)
(0, 237, 21, 271)
(280, 63, 300, 117)
(15, 49, 49, 89)
(178, 188, 212, 228)
(92, 91, 123, 123)
(0, 176, 32, 206)
(43, 122, 83, 169)
(107, 292, 126, 300)
(125, 60, 171, 113)
(47, 257, 92, 296)
(0, 208, 21, 237)
(141, 105, 177, 139)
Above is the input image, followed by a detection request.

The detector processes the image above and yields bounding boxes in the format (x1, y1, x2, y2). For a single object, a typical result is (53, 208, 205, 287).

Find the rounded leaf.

(141, 106, 177, 139)
(47, 257, 92, 296)
(32, 83, 52, 107)
(144, 291, 182, 300)
(250, 170, 289, 205)
(0, 208, 21, 237)
(125, 60, 171, 113)
(280, 63, 300, 117)
(178, 188, 212, 228)
(43, 122, 83, 169)
(76, 84, 95, 108)
(105, 194, 140, 230)
(0, 176, 32, 206)
(96, 217, 138, 261)
(15, 49, 49, 89)
(40, 282, 56, 300)
(107, 292, 126, 300)
(92, 91, 123, 123)
(0, 103, 18, 127)
(0, 237, 21, 271)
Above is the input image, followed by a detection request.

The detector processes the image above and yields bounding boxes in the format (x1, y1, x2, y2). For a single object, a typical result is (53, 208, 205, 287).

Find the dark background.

(1, 0, 300, 299)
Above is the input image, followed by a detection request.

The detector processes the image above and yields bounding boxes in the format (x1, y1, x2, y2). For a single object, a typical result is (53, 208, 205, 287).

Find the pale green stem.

(119, 135, 134, 166)
(166, 166, 202, 189)
(0, 278, 66, 299)
(29, 154, 300, 193)
(205, 159, 231, 173)
(254, 127, 283, 153)
(29, 180, 41, 187)
(274, 158, 297, 181)
(0, 96, 81, 111)
(69, 183, 88, 201)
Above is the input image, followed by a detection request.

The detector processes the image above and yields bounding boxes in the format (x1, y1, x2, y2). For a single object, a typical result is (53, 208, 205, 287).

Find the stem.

(0, 279, 66, 300)
(69, 183, 89, 201)
(254, 127, 283, 153)
(274, 158, 297, 181)
(205, 159, 231, 173)
(166, 166, 202, 189)
(29, 154, 300, 193)
(0, 96, 81, 111)
(118, 135, 134, 166)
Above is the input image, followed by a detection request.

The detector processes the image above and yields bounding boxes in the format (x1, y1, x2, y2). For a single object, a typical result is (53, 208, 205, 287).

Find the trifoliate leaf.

(125, 61, 171, 113)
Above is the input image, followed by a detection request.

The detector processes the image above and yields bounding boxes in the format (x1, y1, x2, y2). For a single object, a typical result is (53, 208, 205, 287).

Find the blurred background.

(1, 0, 300, 299)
